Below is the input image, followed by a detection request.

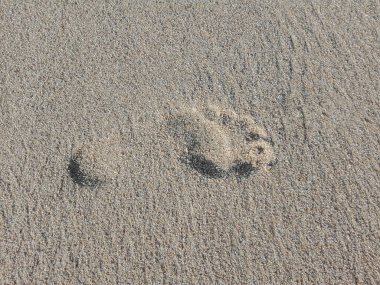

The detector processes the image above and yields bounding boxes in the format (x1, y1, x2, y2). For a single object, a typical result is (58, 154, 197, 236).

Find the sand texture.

(0, 1, 379, 284)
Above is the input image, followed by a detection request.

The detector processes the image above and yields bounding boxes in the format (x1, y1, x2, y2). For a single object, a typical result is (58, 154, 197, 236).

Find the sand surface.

(0, 1, 379, 284)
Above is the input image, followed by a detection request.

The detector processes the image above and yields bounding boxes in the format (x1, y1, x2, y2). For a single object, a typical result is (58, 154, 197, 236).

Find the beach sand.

(0, 1, 379, 284)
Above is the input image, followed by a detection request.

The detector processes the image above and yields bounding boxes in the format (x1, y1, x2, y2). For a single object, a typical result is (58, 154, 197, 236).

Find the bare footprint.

(167, 105, 275, 179)
(68, 137, 122, 187)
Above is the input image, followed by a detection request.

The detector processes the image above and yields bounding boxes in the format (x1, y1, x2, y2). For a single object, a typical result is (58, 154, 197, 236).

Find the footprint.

(68, 138, 122, 187)
(167, 105, 275, 178)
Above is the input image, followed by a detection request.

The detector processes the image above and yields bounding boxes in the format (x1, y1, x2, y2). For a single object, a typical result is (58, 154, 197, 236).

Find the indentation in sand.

(166, 105, 276, 178)
(69, 138, 121, 186)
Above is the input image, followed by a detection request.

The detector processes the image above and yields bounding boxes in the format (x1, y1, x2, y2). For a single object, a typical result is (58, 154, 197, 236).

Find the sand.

(0, 1, 379, 284)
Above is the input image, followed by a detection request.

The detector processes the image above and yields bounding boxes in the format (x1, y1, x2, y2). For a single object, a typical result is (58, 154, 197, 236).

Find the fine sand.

(0, 1, 379, 284)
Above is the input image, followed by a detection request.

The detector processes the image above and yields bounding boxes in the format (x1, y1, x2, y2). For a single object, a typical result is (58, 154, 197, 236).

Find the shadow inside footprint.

(187, 155, 226, 179)
(186, 156, 258, 179)
(230, 162, 258, 178)
(68, 158, 100, 187)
